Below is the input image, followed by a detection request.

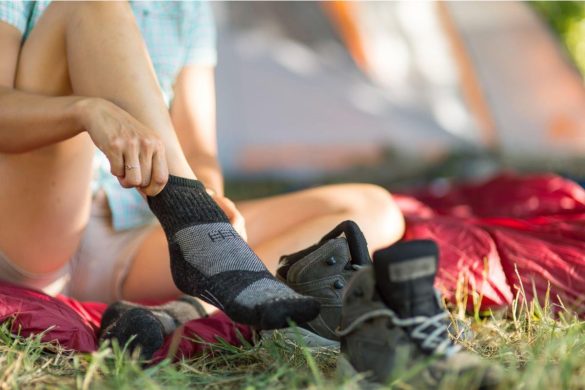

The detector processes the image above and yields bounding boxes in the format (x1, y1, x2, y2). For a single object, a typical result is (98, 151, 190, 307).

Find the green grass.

(2, 285, 585, 390)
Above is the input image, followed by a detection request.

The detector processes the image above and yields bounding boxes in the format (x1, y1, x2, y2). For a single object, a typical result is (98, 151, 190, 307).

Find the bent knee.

(341, 184, 405, 247)
(361, 184, 405, 226)
(65, 1, 132, 14)
(63, 1, 135, 27)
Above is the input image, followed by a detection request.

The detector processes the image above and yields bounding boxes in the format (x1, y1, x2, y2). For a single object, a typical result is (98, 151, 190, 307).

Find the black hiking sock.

(98, 296, 206, 360)
(147, 175, 320, 329)
(99, 295, 208, 338)
(100, 308, 165, 360)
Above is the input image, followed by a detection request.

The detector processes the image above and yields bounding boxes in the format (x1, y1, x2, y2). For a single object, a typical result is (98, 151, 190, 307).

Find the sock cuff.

(147, 175, 229, 231)
(167, 175, 204, 188)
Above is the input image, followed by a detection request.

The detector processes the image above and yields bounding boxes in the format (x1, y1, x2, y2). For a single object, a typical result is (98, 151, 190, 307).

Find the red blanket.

(1, 173, 583, 354)
(0, 281, 251, 356)
(397, 173, 585, 313)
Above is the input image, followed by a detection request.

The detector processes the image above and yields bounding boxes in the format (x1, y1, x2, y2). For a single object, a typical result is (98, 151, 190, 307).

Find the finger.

(232, 212, 245, 230)
(119, 144, 142, 188)
(141, 146, 168, 196)
(239, 227, 248, 243)
(234, 216, 248, 242)
(139, 143, 153, 188)
(226, 200, 247, 239)
(109, 151, 125, 178)
(219, 198, 244, 231)
(224, 199, 242, 227)
(214, 196, 236, 220)
(221, 196, 237, 209)
(230, 206, 245, 229)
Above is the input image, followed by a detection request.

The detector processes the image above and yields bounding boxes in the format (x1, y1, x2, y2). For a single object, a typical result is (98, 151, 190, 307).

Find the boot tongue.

(277, 241, 320, 280)
(277, 220, 371, 281)
(374, 240, 442, 318)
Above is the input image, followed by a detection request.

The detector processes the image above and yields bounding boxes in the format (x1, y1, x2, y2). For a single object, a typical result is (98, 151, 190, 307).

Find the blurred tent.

(448, 2, 585, 158)
(213, 1, 585, 181)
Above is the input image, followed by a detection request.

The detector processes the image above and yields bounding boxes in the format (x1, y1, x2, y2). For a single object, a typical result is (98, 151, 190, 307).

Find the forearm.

(0, 86, 89, 153)
(171, 66, 221, 192)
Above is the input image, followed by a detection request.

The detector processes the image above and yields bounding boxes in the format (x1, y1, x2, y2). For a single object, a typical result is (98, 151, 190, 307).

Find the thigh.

(68, 192, 157, 303)
(121, 224, 182, 303)
(0, 4, 94, 273)
(123, 225, 215, 315)
(236, 184, 375, 248)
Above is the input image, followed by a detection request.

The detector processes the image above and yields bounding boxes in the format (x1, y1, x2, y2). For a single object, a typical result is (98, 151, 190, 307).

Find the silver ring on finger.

(125, 164, 138, 170)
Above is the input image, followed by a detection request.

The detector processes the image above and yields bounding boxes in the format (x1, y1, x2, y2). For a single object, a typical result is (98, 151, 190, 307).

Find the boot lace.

(337, 308, 460, 357)
(394, 311, 460, 356)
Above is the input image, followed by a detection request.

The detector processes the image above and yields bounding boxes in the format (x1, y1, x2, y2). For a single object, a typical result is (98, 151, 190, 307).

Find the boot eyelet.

(326, 257, 337, 266)
(334, 280, 345, 289)
(354, 288, 364, 297)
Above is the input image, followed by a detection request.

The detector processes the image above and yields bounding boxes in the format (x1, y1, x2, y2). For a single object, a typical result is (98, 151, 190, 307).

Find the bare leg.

(238, 184, 405, 273)
(123, 183, 404, 300)
(63, 2, 191, 176)
(0, 3, 194, 273)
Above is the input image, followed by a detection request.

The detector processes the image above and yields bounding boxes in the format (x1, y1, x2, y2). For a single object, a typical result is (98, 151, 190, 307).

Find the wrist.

(71, 97, 103, 132)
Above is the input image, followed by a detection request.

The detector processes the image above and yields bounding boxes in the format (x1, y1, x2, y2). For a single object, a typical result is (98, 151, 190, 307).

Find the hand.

(79, 98, 169, 196)
(208, 191, 248, 242)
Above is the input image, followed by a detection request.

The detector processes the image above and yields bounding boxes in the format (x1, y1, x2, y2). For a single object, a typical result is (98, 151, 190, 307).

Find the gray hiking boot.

(337, 266, 416, 385)
(338, 240, 502, 389)
(272, 220, 372, 348)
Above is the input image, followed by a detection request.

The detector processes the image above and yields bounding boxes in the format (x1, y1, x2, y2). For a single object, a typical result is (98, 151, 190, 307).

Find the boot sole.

(261, 327, 340, 349)
(337, 355, 383, 390)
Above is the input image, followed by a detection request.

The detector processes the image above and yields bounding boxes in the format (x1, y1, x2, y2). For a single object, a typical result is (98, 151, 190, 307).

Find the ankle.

(166, 151, 196, 180)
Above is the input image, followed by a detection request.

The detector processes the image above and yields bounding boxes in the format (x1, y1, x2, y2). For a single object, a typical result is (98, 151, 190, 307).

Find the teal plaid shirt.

(1, 1, 217, 230)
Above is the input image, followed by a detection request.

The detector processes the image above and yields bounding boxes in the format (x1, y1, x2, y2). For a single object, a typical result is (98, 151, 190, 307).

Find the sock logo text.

(208, 229, 239, 242)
